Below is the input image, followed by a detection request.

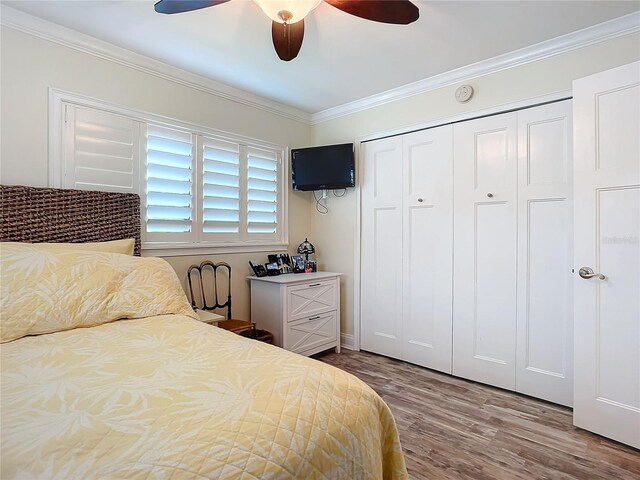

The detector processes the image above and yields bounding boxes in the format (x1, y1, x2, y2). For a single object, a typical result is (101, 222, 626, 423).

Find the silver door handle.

(578, 267, 606, 280)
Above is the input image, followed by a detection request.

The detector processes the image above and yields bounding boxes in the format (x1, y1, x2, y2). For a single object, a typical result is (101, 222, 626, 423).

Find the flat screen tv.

(291, 143, 355, 191)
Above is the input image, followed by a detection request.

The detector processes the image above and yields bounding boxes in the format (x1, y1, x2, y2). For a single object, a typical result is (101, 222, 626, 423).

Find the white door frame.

(353, 89, 571, 351)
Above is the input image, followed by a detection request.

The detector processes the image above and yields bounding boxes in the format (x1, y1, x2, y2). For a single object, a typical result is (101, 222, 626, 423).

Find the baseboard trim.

(340, 333, 356, 351)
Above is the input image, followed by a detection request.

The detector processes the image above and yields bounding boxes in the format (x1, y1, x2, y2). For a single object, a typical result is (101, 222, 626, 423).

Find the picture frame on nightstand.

(292, 255, 305, 273)
(249, 261, 268, 277)
(266, 262, 280, 276)
(277, 253, 292, 274)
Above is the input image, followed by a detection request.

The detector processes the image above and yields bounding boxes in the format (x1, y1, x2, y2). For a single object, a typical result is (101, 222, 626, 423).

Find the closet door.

(402, 126, 453, 373)
(360, 137, 404, 358)
(516, 101, 573, 406)
(453, 112, 518, 390)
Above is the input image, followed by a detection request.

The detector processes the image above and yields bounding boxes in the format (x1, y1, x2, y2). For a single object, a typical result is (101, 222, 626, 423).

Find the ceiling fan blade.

(324, 0, 419, 25)
(272, 20, 305, 62)
(154, 0, 230, 14)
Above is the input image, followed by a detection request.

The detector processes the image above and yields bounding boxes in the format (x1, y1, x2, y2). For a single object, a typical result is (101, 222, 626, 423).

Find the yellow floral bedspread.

(1, 315, 407, 479)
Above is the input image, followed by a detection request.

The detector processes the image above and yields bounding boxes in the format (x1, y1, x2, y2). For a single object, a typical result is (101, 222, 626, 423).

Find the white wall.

(0, 26, 314, 323)
(3, 24, 640, 343)
(311, 32, 640, 341)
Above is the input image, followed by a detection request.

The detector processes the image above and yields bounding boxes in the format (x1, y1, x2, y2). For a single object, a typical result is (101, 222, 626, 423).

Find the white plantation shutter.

(55, 94, 287, 251)
(247, 147, 280, 238)
(64, 106, 140, 192)
(201, 136, 241, 239)
(144, 124, 195, 241)
(200, 139, 283, 243)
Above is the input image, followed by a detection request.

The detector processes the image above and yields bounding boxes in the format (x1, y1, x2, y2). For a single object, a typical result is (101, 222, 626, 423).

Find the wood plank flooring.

(316, 350, 640, 480)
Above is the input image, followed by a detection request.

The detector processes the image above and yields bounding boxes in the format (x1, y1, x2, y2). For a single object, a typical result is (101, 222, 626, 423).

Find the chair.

(187, 261, 256, 337)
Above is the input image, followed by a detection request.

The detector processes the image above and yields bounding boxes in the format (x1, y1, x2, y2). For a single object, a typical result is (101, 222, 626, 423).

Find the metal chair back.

(187, 261, 232, 319)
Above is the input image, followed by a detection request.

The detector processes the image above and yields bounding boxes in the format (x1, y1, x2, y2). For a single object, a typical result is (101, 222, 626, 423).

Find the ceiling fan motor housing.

(278, 10, 294, 23)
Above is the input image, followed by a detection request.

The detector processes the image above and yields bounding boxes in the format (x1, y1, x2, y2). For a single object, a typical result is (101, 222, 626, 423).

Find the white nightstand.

(248, 272, 341, 356)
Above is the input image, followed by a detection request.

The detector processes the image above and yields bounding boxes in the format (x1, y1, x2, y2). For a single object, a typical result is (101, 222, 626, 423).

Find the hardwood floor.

(316, 350, 640, 480)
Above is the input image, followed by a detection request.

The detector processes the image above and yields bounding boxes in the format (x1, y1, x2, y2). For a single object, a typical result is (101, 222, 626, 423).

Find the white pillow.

(0, 245, 196, 343)
(2, 238, 135, 255)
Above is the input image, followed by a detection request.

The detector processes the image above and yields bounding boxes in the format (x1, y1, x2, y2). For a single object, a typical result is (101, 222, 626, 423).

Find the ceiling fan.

(154, 0, 419, 61)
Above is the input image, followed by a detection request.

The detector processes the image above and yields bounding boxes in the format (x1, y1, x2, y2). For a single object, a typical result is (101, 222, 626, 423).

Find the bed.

(0, 185, 407, 479)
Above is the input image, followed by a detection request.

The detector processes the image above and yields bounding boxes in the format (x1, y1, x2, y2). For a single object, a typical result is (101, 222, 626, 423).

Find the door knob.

(487, 193, 494, 198)
(578, 267, 606, 280)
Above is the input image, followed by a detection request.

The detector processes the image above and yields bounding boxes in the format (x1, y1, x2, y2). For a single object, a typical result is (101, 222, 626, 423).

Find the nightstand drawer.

(285, 311, 338, 354)
(287, 280, 338, 321)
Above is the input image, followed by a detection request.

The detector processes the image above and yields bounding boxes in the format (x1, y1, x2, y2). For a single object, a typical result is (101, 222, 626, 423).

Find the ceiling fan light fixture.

(253, 0, 321, 24)
(154, 0, 419, 62)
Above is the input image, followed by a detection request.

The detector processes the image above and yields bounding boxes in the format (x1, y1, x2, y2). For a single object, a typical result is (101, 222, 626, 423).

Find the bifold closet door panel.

(402, 126, 453, 373)
(360, 137, 403, 359)
(515, 100, 574, 406)
(453, 112, 518, 390)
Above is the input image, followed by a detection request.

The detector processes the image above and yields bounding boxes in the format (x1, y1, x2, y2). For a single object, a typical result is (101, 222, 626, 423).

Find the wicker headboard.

(0, 185, 141, 255)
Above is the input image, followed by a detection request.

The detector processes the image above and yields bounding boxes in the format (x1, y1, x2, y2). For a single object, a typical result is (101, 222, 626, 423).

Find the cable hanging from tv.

(313, 190, 328, 214)
(312, 189, 349, 214)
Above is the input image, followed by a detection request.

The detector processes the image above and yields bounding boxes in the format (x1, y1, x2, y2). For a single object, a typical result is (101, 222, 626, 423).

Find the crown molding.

(0, 5, 312, 124)
(3, 5, 638, 126)
(310, 11, 640, 124)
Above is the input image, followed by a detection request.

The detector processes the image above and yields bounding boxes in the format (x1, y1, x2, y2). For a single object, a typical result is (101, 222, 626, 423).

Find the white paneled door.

(362, 100, 576, 405)
(401, 127, 453, 372)
(361, 125, 454, 372)
(453, 112, 518, 390)
(573, 62, 640, 448)
(361, 136, 404, 358)
(516, 100, 573, 406)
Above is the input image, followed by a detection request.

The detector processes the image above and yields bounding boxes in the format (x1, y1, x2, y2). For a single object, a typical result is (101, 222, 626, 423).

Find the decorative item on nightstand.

(292, 255, 305, 273)
(249, 261, 268, 277)
(297, 237, 315, 260)
(266, 262, 280, 276)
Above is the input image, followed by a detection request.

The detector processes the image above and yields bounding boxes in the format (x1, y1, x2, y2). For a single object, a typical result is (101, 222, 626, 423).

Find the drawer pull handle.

(309, 315, 321, 320)
(308, 283, 321, 287)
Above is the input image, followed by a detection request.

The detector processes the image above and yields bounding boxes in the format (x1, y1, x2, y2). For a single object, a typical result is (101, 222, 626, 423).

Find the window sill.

(141, 242, 289, 257)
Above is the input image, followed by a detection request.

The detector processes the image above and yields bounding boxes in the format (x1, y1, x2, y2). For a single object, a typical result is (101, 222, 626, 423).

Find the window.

(246, 147, 279, 235)
(200, 135, 241, 238)
(141, 125, 284, 246)
(52, 92, 287, 254)
(145, 124, 195, 241)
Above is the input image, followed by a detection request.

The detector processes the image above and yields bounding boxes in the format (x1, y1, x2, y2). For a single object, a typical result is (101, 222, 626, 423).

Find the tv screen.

(291, 143, 355, 191)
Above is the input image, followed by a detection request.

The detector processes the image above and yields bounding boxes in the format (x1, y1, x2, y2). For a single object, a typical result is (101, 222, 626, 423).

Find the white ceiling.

(3, 1, 639, 113)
